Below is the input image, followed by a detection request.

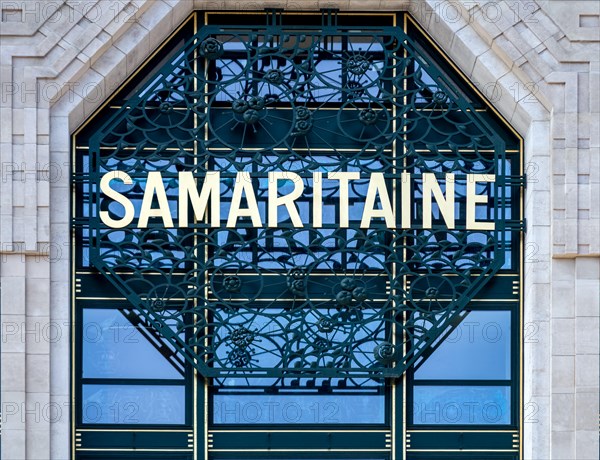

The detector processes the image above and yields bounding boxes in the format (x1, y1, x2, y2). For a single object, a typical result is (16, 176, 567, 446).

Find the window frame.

(71, 10, 524, 459)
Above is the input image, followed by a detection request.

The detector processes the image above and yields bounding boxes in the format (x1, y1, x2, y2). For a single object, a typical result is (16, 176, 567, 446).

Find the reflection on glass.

(82, 309, 184, 379)
(213, 393, 385, 424)
(414, 310, 511, 380)
(82, 384, 185, 424)
(413, 386, 510, 425)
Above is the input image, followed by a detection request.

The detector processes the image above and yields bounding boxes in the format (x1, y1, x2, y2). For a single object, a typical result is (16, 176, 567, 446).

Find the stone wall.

(0, 1, 598, 458)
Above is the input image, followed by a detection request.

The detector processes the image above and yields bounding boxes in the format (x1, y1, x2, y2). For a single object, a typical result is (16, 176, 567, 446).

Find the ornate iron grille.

(82, 18, 521, 380)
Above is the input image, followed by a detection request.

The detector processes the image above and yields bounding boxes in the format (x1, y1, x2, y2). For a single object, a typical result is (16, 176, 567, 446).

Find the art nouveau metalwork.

(83, 20, 521, 379)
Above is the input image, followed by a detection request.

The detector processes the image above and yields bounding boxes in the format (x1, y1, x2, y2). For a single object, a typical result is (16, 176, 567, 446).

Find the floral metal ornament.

(85, 22, 522, 379)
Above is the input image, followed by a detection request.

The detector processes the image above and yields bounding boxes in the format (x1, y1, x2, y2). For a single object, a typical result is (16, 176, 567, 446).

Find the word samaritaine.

(99, 171, 495, 230)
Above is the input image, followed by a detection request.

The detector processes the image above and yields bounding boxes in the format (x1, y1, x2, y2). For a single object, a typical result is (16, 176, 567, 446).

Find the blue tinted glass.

(213, 393, 385, 424)
(413, 386, 510, 425)
(82, 384, 185, 424)
(414, 310, 511, 380)
(82, 309, 184, 379)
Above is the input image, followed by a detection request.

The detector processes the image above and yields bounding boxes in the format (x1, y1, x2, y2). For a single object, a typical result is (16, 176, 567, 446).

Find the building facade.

(0, 1, 598, 459)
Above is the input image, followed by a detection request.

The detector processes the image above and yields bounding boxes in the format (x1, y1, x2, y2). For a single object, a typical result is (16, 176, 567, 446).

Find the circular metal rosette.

(209, 262, 265, 304)
(254, 53, 315, 93)
(332, 276, 370, 308)
(311, 37, 388, 94)
(300, 251, 395, 311)
(284, 314, 355, 371)
(335, 97, 395, 149)
(373, 341, 399, 364)
(408, 274, 457, 314)
(198, 37, 225, 60)
(286, 266, 311, 298)
(291, 307, 391, 372)
(207, 78, 296, 152)
(136, 83, 201, 145)
(193, 35, 252, 87)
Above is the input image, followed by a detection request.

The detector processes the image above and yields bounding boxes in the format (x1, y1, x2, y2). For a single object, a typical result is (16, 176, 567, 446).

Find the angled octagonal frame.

(74, 11, 524, 381)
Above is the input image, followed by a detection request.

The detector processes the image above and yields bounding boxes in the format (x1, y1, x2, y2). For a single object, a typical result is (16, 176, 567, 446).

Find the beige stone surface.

(0, 1, 598, 458)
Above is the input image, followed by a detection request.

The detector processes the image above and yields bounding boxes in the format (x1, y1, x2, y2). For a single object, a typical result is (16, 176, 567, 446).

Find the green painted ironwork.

(85, 20, 521, 380)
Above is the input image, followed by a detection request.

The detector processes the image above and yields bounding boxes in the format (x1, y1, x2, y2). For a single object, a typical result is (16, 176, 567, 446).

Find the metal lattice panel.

(83, 22, 519, 379)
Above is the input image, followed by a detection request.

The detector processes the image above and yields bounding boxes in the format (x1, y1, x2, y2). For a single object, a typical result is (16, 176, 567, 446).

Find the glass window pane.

(414, 310, 511, 380)
(82, 384, 185, 424)
(82, 309, 184, 380)
(213, 393, 385, 424)
(413, 385, 510, 425)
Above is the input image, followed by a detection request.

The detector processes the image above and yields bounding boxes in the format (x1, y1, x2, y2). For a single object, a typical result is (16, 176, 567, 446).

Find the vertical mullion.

(398, 12, 409, 460)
